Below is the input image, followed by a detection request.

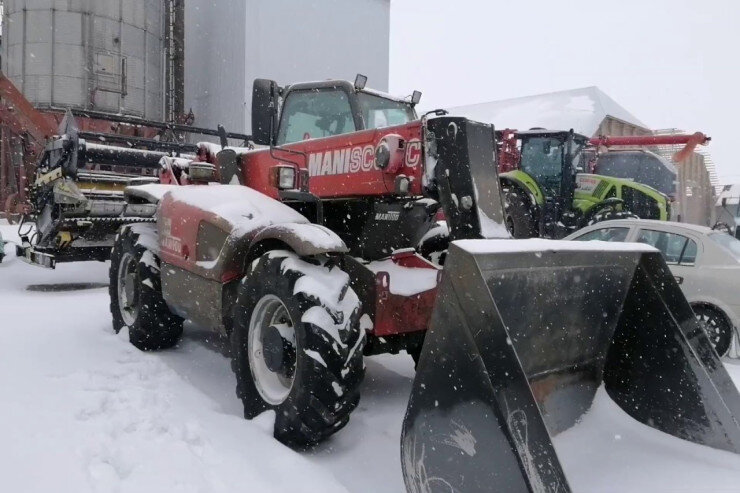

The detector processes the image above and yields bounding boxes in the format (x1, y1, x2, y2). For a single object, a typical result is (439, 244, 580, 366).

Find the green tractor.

(499, 129, 670, 238)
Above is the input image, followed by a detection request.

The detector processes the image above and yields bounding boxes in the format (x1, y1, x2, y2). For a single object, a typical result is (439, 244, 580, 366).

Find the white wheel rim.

(696, 312, 727, 354)
(248, 295, 296, 405)
(117, 252, 139, 326)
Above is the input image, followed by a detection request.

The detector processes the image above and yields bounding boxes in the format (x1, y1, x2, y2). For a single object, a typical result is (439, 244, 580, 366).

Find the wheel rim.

(696, 311, 731, 356)
(117, 252, 139, 326)
(248, 295, 296, 405)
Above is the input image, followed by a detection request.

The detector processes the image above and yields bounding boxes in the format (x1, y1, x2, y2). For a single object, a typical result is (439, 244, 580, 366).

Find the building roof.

(447, 86, 646, 137)
(717, 184, 740, 206)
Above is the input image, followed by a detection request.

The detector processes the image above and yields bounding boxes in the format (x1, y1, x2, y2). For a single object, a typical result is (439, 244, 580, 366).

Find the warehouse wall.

(185, 0, 390, 134)
(184, 0, 247, 134)
(676, 154, 715, 226)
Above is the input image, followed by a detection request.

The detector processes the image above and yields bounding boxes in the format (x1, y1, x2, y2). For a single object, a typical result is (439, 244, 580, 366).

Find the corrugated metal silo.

(2, 0, 166, 120)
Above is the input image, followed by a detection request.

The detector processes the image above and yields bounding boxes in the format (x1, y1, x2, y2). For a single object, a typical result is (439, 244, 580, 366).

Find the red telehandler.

(90, 76, 740, 491)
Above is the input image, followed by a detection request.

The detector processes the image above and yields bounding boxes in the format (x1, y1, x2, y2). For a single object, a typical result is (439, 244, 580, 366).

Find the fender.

(249, 223, 347, 258)
(124, 222, 160, 256)
(499, 170, 544, 206)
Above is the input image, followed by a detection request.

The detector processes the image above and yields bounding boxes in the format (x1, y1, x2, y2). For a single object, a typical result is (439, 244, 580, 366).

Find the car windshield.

(708, 232, 740, 260)
(357, 92, 416, 130)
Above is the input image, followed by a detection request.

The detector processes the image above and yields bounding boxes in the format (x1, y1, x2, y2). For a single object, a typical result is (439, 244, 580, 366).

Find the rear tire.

(693, 305, 733, 357)
(231, 251, 365, 448)
(587, 208, 639, 226)
(504, 190, 537, 238)
(417, 222, 449, 265)
(109, 226, 183, 350)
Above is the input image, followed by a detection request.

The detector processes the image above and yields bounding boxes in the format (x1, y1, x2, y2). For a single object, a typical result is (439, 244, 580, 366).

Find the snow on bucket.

(402, 239, 740, 493)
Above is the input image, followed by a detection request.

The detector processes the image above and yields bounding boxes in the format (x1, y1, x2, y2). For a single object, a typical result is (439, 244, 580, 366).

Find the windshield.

(276, 89, 355, 145)
(709, 232, 740, 260)
(357, 92, 416, 130)
(520, 137, 564, 195)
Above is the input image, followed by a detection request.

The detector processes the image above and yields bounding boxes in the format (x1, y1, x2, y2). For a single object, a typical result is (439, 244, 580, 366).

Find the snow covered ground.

(2, 221, 740, 492)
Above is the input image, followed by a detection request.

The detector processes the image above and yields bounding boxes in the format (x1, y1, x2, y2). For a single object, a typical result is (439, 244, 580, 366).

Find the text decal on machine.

(307, 139, 421, 176)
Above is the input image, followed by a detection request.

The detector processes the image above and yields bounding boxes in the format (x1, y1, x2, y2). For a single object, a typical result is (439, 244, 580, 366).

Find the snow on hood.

(454, 238, 658, 254)
(197, 141, 257, 156)
(365, 259, 439, 296)
(165, 185, 308, 234)
(125, 184, 178, 203)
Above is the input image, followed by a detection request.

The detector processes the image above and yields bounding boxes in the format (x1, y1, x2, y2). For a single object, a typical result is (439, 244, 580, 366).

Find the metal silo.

(2, 0, 166, 120)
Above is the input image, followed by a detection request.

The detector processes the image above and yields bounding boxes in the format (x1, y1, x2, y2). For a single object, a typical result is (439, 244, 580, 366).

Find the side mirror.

(252, 79, 279, 146)
(411, 90, 422, 105)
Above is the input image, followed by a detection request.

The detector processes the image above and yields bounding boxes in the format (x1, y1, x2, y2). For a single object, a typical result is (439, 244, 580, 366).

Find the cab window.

(277, 89, 355, 145)
(357, 92, 416, 130)
(572, 227, 630, 242)
(636, 229, 698, 265)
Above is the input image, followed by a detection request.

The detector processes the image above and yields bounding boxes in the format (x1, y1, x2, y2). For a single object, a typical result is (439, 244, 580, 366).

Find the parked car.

(565, 219, 740, 357)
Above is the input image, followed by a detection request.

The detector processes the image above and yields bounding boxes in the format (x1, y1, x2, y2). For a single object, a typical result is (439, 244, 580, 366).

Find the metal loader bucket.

(401, 239, 740, 493)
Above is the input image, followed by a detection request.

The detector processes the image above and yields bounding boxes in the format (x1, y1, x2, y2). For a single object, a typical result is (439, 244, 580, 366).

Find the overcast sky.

(389, 0, 740, 184)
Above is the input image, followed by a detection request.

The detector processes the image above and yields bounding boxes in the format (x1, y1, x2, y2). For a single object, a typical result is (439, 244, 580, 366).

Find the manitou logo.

(374, 211, 401, 221)
(307, 138, 422, 176)
(308, 145, 376, 176)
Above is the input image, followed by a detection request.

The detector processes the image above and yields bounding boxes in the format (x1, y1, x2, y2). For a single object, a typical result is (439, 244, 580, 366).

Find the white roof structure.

(447, 86, 646, 136)
(717, 184, 740, 206)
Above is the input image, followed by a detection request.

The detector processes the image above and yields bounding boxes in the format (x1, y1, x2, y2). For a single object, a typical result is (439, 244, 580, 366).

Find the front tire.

(693, 305, 733, 357)
(231, 251, 365, 448)
(504, 190, 537, 238)
(109, 226, 183, 350)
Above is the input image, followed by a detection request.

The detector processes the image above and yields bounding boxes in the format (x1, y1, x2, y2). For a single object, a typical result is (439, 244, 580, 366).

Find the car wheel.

(693, 305, 733, 357)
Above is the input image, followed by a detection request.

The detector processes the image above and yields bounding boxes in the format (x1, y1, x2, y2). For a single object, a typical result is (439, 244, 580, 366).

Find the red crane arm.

(589, 132, 710, 163)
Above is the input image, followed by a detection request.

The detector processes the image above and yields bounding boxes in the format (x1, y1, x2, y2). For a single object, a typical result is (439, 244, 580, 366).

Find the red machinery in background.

(0, 73, 164, 220)
(498, 128, 710, 173)
(0, 72, 242, 223)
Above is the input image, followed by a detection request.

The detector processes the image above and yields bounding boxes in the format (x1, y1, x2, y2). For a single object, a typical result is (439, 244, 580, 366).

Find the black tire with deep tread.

(504, 189, 537, 238)
(587, 208, 639, 226)
(231, 251, 365, 448)
(109, 225, 183, 350)
(693, 305, 733, 357)
(417, 222, 449, 265)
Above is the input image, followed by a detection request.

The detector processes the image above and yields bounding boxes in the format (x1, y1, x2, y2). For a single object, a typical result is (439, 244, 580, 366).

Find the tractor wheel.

(109, 226, 183, 350)
(231, 251, 365, 448)
(693, 305, 733, 357)
(504, 190, 537, 238)
(417, 222, 449, 265)
(587, 208, 639, 226)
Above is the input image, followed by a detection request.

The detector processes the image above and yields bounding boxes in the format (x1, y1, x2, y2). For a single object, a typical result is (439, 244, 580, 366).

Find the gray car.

(565, 219, 740, 357)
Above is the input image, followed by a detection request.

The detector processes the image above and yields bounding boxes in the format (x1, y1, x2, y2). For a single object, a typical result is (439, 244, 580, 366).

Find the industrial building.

(450, 87, 719, 226)
(0, 0, 719, 227)
(0, 0, 389, 215)
(716, 184, 740, 237)
(184, 0, 390, 134)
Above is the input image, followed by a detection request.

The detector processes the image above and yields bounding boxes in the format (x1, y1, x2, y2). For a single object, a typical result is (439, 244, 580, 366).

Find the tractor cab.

(515, 129, 589, 236)
(518, 129, 589, 200)
(252, 75, 421, 146)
